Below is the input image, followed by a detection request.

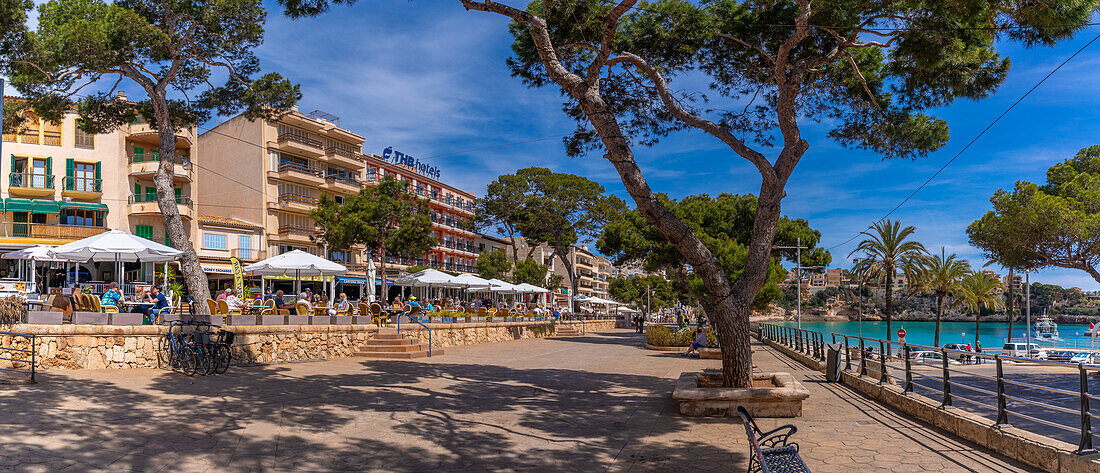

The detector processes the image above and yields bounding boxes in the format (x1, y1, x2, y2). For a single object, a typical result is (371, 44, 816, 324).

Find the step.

(375, 333, 402, 339)
(364, 338, 422, 346)
(354, 347, 444, 358)
(358, 343, 429, 353)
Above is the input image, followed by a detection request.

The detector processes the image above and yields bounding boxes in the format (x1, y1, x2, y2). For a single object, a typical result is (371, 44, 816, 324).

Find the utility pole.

(645, 282, 651, 323)
(774, 237, 822, 329)
(1026, 270, 1031, 353)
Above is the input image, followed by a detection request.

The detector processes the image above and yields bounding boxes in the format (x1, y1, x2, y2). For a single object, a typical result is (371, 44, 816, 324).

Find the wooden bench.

(738, 406, 810, 473)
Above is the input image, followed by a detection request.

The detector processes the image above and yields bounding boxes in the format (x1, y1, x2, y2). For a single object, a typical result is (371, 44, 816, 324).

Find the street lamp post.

(1026, 270, 1031, 354)
(773, 237, 825, 330)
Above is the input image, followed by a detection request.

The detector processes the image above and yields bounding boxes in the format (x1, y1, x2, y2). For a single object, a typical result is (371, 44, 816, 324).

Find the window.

(330, 250, 348, 262)
(73, 162, 97, 191)
(74, 124, 95, 149)
(135, 225, 154, 240)
(41, 120, 61, 146)
(203, 233, 228, 250)
(333, 195, 344, 204)
(61, 210, 102, 227)
(276, 124, 310, 141)
(238, 235, 252, 260)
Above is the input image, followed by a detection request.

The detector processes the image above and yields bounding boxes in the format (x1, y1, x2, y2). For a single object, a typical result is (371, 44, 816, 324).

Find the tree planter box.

(287, 315, 309, 325)
(309, 316, 330, 325)
(190, 315, 224, 325)
(429, 317, 443, 324)
(331, 315, 353, 325)
(227, 315, 257, 325)
(700, 348, 722, 359)
(672, 371, 809, 418)
(109, 313, 144, 326)
(73, 312, 108, 325)
(458, 317, 470, 324)
(260, 314, 287, 325)
(353, 316, 370, 325)
(161, 313, 186, 323)
(26, 310, 62, 325)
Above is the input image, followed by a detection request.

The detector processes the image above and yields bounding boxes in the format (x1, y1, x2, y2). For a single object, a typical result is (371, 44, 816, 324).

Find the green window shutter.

(151, 149, 159, 161)
(45, 157, 51, 175)
(93, 162, 101, 192)
(64, 159, 74, 190)
(134, 183, 141, 198)
(174, 187, 182, 203)
(133, 146, 143, 163)
(135, 225, 153, 239)
(164, 230, 172, 248)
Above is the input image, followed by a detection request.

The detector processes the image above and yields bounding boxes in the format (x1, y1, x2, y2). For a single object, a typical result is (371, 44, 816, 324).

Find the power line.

(827, 30, 1100, 252)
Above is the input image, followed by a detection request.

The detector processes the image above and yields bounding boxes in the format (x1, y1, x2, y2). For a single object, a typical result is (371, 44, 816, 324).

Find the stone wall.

(0, 319, 615, 371)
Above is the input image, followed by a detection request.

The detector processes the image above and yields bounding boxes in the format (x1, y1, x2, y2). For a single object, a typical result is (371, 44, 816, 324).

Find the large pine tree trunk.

(151, 97, 210, 313)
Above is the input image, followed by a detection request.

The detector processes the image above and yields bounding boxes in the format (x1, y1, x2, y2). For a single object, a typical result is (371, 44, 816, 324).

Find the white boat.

(1035, 311, 1060, 340)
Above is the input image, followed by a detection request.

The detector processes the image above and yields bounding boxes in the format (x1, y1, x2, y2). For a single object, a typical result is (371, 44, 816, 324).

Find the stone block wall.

(0, 319, 616, 371)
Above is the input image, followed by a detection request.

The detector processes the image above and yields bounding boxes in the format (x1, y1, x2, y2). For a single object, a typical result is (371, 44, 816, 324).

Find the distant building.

(982, 269, 1001, 281)
(508, 237, 613, 307)
(1003, 273, 1023, 292)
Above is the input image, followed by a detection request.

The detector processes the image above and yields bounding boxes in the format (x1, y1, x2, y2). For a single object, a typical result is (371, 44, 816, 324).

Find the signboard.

(230, 257, 245, 297)
(897, 328, 906, 339)
(382, 147, 441, 179)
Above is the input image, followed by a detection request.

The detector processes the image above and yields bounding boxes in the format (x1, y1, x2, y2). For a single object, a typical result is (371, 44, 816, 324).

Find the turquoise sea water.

(774, 320, 1100, 352)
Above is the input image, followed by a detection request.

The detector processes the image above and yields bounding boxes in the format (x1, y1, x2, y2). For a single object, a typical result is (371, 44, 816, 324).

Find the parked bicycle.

(158, 320, 234, 376)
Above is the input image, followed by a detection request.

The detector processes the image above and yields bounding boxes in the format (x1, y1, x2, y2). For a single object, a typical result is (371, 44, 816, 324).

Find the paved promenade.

(0, 330, 1037, 472)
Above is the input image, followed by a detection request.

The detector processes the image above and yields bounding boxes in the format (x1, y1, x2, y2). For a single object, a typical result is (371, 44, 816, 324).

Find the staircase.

(555, 325, 582, 337)
(354, 329, 442, 359)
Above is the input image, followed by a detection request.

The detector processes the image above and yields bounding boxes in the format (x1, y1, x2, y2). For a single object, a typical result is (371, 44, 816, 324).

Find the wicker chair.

(369, 303, 387, 326)
(206, 299, 219, 315)
(259, 299, 276, 315)
(295, 301, 310, 316)
(217, 299, 240, 315)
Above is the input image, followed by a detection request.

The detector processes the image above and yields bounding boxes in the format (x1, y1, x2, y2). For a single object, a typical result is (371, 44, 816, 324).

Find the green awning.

(31, 200, 59, 215)
(59, 201, 109, 213)
(4, 198, 33, 213)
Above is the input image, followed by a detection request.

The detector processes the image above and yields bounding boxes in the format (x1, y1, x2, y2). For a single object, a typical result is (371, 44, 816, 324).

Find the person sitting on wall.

(101, 282, 123, 310)
(682, 329, 708, 358)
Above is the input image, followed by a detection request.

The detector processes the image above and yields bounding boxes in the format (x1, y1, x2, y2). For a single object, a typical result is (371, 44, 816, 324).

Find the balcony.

(324, 147, 365, 168)
(231, 248, 266, 263)
(8, 173, 55, 197)
(275, 133, 325, 157)
(6, 223, 107, 241)
(128, 122, 195, 147)
(268, 193, 319, 213)
(274, 225, 320, 244)
(322, 174, 364, 192)
(270, 161, 325, 186)
(128, 194, 194, 219)
(61, 176, 103, 199)
(129, 154, 194, 182)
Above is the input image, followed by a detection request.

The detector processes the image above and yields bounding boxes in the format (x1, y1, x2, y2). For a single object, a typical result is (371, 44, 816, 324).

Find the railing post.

(879, 340, 888, 384)
(941, 348, 952, 408)
(859, 338, 867, 377)
(844, 336, 852, 371)
(796, 329, 803, 353)
(995, 355, 1008, 425)
(816, 333, 823, 360)
(29, 334, 35, 383)
(1078, 364, 1095, 454)
(904, 344, 913, 393)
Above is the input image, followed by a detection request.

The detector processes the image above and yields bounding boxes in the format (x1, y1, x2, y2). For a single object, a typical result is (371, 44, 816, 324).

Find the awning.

(32, 200, 59, 215)
(4, 198, 31, 213)
(336, 276, 371, 284)
(59, 201, 109, 212)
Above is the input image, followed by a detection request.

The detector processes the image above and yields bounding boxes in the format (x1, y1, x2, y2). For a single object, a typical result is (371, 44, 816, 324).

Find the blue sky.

(11, 1, 1100, 289)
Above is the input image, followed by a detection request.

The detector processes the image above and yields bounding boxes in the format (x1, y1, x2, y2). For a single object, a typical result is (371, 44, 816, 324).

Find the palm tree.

(913, 248, 971, 347)
(959, 271, 1005, 347)
(850, 220, 927, 341)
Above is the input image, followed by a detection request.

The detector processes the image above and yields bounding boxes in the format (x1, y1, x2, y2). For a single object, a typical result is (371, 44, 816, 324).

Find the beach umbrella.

(366, 258, 377, 302)
(513, 283, 549, 293)
(50, 230, 182, 292)
(453, 273, 491, 291)
(244, 250, 347, 296)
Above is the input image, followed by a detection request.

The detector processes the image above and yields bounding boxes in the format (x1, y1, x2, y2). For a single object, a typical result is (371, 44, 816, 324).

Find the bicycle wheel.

(180, 346, 198, 377)
(214, 344, 231, 374)
(157, 335, 169, 369)
(201, 345, 217, 376)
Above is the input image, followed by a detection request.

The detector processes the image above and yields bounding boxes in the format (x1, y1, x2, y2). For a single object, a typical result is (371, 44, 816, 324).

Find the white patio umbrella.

(3, 245, 82, 293)
(366, 258, 377, 303)
(487, 278, 519, 293)
(395, 268, 464, 288)
(453, 273, 491, 291)
(513, 283, 549, 293)
(50, 230, 182, 292)
(244, 250, 347, 297)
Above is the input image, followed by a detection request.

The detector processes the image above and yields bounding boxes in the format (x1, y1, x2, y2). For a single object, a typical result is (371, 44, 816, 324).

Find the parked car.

(1045, 350, 1077, 362)
(1002, 342, 1048, 359)
(909, 350, 958, 365)
(1070, 352, 1100, 364)
(941, 343, 969, 361)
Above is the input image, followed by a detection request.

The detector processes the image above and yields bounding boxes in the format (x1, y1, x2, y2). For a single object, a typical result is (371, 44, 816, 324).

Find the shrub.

(645, 325, 673, 346)
(0, 296, 27, 326)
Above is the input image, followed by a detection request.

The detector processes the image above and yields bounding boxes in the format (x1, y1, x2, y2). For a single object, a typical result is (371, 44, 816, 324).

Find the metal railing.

(0, 330, 36, 383)
(9, 173, 53, 189)
(9, 223, 108, 240)
(231, 248, 265, 262)
(396, 312, 433, 356)
(277, 132, 323, 149)
(561, 311, 586, 334)
(277, 193, 319, 206)
(759, 323, 1098, 454)
(129, 194, 193, 207)
(62, 176, 102, 192)
(277, 160, 324, 177)
(325, 147, 363, 161)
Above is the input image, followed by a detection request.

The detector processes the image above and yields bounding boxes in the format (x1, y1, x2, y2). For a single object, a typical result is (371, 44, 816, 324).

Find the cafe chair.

(357, 302, 369, 318)
(217, 299, 239, 316)
(259, 299, 276, 315)
(295, 301, 310, 316)
(206, 299, 218, 315)
(369, 303, 387, 326)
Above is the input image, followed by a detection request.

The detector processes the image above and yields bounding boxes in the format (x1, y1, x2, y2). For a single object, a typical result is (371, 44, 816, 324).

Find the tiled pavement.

(0, 330, 1038, 472)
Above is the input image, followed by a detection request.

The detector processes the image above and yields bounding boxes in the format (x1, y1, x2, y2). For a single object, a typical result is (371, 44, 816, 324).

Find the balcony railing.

(9, 173, 54, 190)
(128, 152, 193, 169)
(277, 160, 324, 177)
(277, 133, 323, 149)
(9, 223, 107, 239)
(277, 225, 320, 237)
(277, 193, 319, 206)
(129, 194, 193, 207)
(325, 147, 363, 161)
(231, 248, 266, 262)
(62, 176, 102, 193)
(325, 174, 363, 188)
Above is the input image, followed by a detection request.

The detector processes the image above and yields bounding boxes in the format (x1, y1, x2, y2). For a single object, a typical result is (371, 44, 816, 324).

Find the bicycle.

(158, 320, 234, 376)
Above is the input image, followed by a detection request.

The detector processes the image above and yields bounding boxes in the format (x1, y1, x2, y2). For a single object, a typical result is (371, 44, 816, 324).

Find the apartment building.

(197, 106, 480, 297)
(508, 237, 614, 307)
(1, 93, 198, 286)
(1003, 273, 1024, 292)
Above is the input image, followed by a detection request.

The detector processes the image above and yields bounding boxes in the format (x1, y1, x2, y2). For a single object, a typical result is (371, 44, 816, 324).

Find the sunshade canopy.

(395, 268, 463, 288)
(452, 272, 491, 290)
(487, 278, 519, 293)
(243, 250, 347, 277)
(59, 201, 109, 212)
(50, 230, 182, 262)
(513, 283, 549, 293)
(2, 245, 81, 262)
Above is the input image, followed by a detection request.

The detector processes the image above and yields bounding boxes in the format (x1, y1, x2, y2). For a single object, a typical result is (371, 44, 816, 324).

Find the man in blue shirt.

(145, 286, 169, 322)
(101, 282, 123, 309)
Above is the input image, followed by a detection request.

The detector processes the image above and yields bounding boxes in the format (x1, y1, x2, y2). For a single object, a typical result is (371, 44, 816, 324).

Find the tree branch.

(585, 0, 636, 87)
(715, 32, 774, 65)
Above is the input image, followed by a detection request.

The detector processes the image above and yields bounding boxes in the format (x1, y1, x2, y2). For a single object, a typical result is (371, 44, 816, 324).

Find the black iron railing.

(0, 330, 36, 383)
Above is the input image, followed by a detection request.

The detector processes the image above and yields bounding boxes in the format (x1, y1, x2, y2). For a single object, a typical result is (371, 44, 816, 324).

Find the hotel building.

(197, 106, 479, 296)
(507, 237, 614, 307)
(1, 93, 198, 286)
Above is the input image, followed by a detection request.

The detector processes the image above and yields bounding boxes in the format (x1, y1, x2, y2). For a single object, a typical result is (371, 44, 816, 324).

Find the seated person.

(225, 289, 246, 311)
(682, 329, 709, 357)
(101, 282, 124, 309)
(390, 297, 405, 310)
(335, 293, 350, 314)
(216, 288, 231, 301)
(145, 286, 169, 321)
(406, 296, 422, 314)
(272, 290, 290, 310)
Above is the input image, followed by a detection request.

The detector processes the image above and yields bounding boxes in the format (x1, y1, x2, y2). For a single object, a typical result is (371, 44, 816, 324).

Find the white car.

(1070, 352, 1100, 364)
(1002, 342, 1048, 359)
(909, 350, 959, 365)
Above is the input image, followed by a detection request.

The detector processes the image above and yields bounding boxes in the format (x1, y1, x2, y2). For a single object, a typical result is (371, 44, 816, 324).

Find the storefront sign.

(382, 147, 441, 179)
